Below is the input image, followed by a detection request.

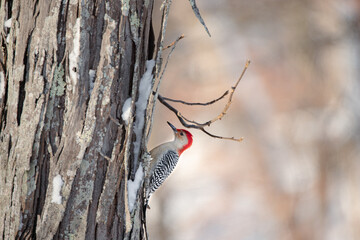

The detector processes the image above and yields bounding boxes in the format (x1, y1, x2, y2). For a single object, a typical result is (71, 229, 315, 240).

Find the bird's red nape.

(178, 129, 193, 155)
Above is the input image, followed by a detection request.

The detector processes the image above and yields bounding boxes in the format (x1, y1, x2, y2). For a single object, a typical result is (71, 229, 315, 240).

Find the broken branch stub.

(188, 0, 211, 37)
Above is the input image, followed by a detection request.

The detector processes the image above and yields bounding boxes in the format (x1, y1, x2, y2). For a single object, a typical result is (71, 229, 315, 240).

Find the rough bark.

(0, 0, 155, 239)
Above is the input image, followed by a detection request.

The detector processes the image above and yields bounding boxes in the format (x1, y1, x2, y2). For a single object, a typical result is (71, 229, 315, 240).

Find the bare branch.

(162, 60, 250, 126)
(208, 59, 250, 123)
(201, 128, 244, 142)
(154, 0, 173, 78)
(162, 90, 229, 106)
(159, 35, 185, 83)
(176, 111, 208, 126)
(163, 34, 185, 50)
(157, 60, 250, 142)
(158, 95, 243, 142)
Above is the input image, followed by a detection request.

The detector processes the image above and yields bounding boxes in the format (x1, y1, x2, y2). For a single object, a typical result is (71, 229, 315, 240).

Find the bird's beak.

(167, 121, 177, 132)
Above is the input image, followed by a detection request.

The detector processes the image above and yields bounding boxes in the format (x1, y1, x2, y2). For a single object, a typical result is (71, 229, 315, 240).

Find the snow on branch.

(158, 60, 251, 142)
(133, 60, 155, 166)
(127, 163, 144, 212)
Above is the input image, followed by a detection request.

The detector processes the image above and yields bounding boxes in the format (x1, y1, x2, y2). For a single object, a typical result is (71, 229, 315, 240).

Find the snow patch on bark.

(89, 69, 96, 94)
(133, 60, 155, 166)
(122, 98, 132, 125)
(51, 174, 64, 204)
(128, 163, 144, 212)
(4, 18, 12, 28)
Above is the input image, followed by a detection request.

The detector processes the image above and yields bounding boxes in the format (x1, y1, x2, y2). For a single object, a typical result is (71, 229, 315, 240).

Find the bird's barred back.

(149, 150, 179, 194)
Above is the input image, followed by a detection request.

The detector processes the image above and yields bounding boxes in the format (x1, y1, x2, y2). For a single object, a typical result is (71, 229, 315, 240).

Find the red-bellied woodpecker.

(147, 121, 193, 197)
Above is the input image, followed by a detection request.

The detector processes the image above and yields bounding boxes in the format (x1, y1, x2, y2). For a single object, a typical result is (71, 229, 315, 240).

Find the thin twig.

(163, 34, 185, 50)
(201, 128, 244, 142)
(176, 111, 208, 126)
(162, 90, 228, 106)
(109, 115, 121, 126)
(154, 0, 173, 78)
(208, 59, 250, 124)
(98, 151, 112, 161)
(159, 34, 184, 82)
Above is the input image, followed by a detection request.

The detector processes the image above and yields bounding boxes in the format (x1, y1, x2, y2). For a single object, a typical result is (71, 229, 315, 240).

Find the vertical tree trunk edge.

(0, 0, 159, 239)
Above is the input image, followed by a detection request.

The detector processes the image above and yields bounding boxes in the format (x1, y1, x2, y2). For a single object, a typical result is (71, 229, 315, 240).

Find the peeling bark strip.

(0, 0, 155, 239)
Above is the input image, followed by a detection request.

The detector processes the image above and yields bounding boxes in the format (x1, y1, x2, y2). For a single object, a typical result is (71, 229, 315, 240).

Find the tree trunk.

(0, 0, 157, 239)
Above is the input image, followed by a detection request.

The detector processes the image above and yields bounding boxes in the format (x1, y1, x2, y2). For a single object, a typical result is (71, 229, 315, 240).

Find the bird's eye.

(180, 132, 184, 136)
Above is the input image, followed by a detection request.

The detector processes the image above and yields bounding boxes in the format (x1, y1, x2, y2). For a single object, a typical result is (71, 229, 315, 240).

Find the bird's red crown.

(177, 129, 193, 155)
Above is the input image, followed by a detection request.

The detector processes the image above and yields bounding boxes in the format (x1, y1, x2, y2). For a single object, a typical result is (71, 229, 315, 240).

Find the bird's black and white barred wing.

(148, 150, 179, 194)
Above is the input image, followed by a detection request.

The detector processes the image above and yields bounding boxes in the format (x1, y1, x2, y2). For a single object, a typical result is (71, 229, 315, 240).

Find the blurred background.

(147, 0, 360, 239)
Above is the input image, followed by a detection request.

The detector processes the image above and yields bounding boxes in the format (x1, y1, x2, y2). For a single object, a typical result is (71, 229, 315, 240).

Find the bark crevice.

(16, 76, 26, 126)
